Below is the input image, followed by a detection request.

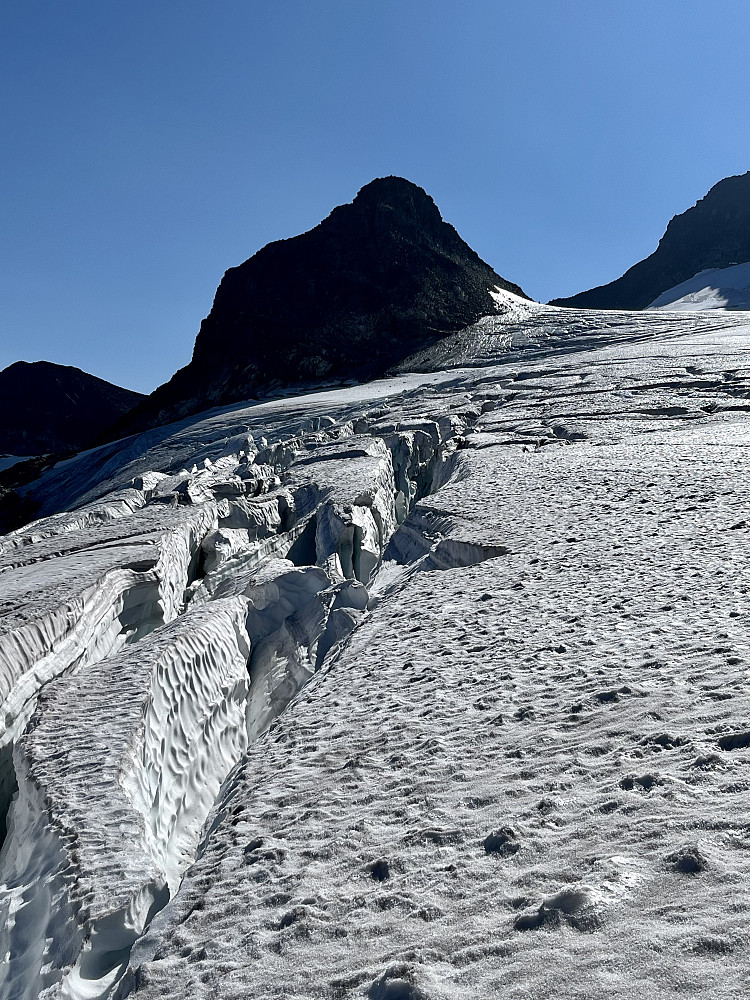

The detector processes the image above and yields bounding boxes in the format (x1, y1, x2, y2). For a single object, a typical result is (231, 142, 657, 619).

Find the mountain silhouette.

(551, 171, 750, 310)
(0, 361, 143, 456)
(116, 176, 526, 433)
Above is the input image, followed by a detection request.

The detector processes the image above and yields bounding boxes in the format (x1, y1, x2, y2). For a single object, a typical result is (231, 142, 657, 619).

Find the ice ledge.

(0, 598, 251, 1000)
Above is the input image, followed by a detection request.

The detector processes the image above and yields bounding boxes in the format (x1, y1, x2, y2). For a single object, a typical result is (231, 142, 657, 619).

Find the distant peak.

(355, 175, 436, 203)
(551, 170, 750, 310)
(0, 360, 110, 384)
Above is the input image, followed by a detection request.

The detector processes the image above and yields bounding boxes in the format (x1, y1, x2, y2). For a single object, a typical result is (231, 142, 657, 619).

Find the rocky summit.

(552, 171, 750, 310)
(116, 176, 526, 433)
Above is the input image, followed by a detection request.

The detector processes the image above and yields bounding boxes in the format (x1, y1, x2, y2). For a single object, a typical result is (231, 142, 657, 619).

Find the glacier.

(1, 300, 750, 999)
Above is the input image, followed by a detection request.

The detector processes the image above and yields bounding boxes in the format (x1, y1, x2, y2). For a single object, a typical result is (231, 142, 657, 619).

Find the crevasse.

(0, 397, 483, 1000)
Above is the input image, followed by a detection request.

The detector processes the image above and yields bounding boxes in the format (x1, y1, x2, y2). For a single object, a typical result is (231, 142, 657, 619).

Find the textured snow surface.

(2, 306, 750, 999)
(0, 599, 250, 1000)
(648, 261, 750, 311)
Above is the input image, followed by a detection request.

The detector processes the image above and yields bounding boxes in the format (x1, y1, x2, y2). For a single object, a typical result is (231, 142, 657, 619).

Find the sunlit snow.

(1, 303, 750, 999)
(647, 260, 750, 311)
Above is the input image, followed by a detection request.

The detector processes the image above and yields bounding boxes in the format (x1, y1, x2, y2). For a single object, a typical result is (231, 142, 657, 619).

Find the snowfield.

(647, 261, 750, 311)
(1, 301, 750, 998)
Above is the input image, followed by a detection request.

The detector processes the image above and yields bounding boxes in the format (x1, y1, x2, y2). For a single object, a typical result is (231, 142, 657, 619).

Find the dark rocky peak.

(115, 177, 527, 434)
(658, 171, 750, 256)
(0, 360, 143, 457)
(328, 175, 445, 234)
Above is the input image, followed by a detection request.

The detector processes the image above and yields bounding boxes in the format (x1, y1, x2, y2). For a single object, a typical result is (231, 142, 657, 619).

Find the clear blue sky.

(1, 1, 749, 393)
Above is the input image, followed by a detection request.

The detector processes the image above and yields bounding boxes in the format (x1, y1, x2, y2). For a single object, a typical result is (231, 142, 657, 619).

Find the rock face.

(0, 361, 143, 456)
(115, 176, 526, 433)
(551, 171, 750, 310)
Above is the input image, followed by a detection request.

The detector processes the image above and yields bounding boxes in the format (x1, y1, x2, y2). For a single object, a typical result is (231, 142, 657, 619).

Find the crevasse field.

(1, 295, 750, 999)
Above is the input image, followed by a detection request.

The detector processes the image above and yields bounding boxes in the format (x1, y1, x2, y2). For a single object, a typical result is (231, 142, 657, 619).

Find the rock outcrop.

(551, 171, 750, 310)
(114, 176, 526, 433)
(647, 260, 750, 311)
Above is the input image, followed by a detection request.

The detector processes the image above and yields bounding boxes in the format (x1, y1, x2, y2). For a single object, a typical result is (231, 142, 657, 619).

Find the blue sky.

(1, 1, 749, 393)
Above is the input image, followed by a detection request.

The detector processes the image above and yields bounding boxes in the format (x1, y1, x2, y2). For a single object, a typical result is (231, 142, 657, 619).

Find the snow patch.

(647, 261, 750, 311)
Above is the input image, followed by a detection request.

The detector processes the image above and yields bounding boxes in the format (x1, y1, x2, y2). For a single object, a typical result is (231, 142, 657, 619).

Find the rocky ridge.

(551, 171, 750, 310)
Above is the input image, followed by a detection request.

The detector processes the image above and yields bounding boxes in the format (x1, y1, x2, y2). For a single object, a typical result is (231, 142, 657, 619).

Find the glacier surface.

(1, 301, 750, 998)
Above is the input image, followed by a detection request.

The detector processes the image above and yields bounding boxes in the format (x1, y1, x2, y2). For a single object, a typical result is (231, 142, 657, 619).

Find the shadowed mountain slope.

(0, 361, 143, 456)
(551, 171, 750, 310)
(115, 176, 526, 434)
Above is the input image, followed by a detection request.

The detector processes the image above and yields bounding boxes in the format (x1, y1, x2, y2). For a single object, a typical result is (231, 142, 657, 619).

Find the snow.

(647, 260, 750, 311)
(119, 319, 750, 999)
(0, 503, 220, 845)
(1, 305, 750, 997)
(0, 599, 250, 1000)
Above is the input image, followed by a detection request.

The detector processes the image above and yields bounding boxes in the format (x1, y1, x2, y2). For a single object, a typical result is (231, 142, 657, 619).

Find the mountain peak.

(0, 361, 143, 456)
(552, 171, 750, 310)
(349, 175, 443, 225)
(114, 178, 526, 434)
(316, 176, 449, 249)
